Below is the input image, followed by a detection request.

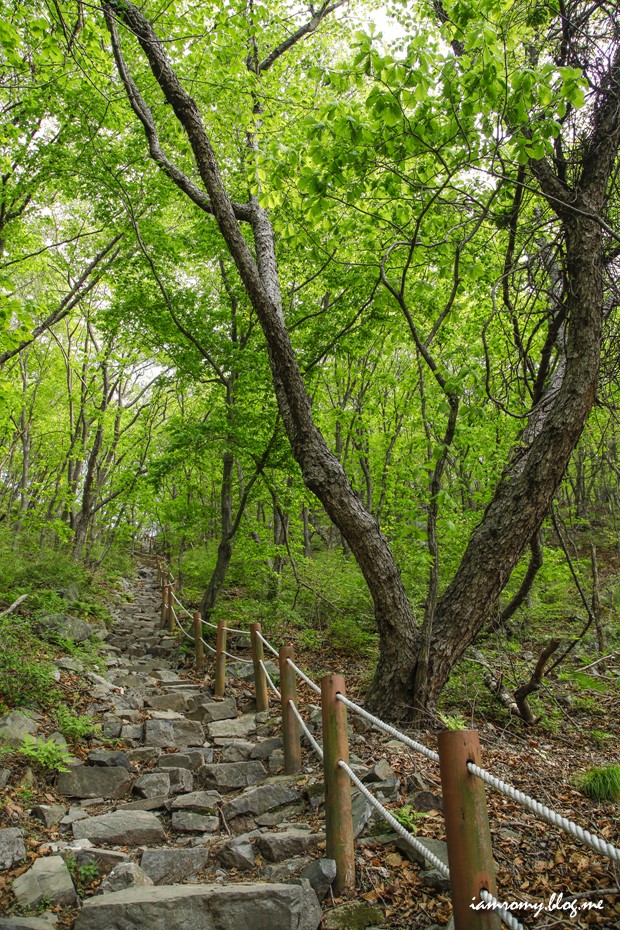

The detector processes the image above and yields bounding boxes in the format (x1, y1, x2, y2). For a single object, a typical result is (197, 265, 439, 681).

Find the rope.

(200, 636, 217, 656)
(223, 650, 252, 664)
(260, 659, 281, 700)
(467, 762, 620, 864)
(289, 700, 324, 760)
(338, 760, 449, 875)
(335, 694, 440, 764)
(286, 657, 321, 695)
(256, 629, 279, 658)
(170, 591, 193, 618)
(170, 605, 192, 640)
(201, 617, 219, 630)
(479, 889, 525, 930)
(223, 625, 251, 636)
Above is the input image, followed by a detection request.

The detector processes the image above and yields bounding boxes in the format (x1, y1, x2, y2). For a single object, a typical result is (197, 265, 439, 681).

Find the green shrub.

(576, 765, 620, 802)
(0, 617, 57, 709)
(7, 734, 72, 773)
(54, 705, 101, 741)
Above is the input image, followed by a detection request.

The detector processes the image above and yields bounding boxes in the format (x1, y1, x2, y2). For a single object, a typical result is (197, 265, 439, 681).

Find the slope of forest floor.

(0, 554, 618, 929)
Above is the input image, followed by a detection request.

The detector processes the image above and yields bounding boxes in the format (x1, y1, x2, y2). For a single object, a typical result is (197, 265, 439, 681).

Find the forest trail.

(5, 564, 439, 930)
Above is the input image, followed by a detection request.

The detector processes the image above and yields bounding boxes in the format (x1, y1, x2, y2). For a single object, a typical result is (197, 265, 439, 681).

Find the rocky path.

(3, 564, 440, 930)
(16, 564, 326, 929)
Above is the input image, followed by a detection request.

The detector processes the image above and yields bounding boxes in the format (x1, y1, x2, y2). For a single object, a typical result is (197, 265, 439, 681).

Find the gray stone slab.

(206, 715, 256, 740)
(199, 761, 267, 792)
(73, 810, 165, 846)
(12, 856, 76, 907)
(222, 783, 301, 821)
(256, 829, 324, 862)
(170, 790, 221, 814)
(0, 827, 26, 870)
(140, 847, 210, 884)
(74, 881, 322, 930)
(144, 718, 204, 748)
(57, 765, 133, 799)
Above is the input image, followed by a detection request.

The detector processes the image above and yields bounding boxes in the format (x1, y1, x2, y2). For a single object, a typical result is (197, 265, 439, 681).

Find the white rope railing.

(479, 889, 525, 930)
(223, 624, 251, 636)
(201, 617, 219, 630)
(260, 659, 281, 700)
(286, 657, 321, 695)
(338, 760, 449, 875)
(170, 605, 191, 639)
(467, 762, 620, 864)
(256, 629, 279, 658)
(223, 649, 253, 664)
(200, 636, 217, 656)
(338, 760, 523, 930)
(336, 693, 440, 764)
(289, 699, 324, 760)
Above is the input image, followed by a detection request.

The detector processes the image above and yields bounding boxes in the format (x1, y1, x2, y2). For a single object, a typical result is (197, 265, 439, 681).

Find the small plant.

(393, 805, 426, 832)
(54, 705, 101, 741)
(78, 861, 100, 884)
(438, 712, 468, 731)
(13, 734, 72, 773)
(576, 765, 620, 802)
(591, 730, 614, 748)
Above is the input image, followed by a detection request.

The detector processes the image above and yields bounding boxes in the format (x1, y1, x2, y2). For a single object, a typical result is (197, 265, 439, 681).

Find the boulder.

(134, 772, 171, 799)
(166, 766, 194, 794)
(140, 847, 210, 884)
(216, 837, 256, 871)
(0, 827, 26, 870)
(256, 829, 323, 862)
(146, 693, 192, 713)
(73, 810, 165, 846)
(187, 697, 237, 723)
(87, 749, 133, 770)
(12, 856, 76, 907)
(31, 804, 67, 829)
(98, 862, 153, 894)
(74, 881, 322, 930)
(200, 761, 267, 792)
(221, 783, 300, 821)
(144, 718, 204, 748)
(170, 790, 221, 814)
(0, 711, 38, 747)
(300, 858, 337, 901)
(171, 811, 219, 834)
(57, 765, 132, 799)
(207, 715, 256, 740)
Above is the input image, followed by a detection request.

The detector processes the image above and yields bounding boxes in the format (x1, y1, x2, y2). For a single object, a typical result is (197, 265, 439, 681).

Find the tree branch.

(257, 1, 347, 73)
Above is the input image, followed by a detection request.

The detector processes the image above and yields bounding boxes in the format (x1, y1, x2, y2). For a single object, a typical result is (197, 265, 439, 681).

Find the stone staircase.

(2, 565, 450, 930)
(2, 567, 338, 929)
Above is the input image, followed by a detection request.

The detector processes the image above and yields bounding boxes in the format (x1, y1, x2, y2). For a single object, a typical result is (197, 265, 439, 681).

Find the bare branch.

(104, 6, 251, 223)
(257, 1, 346, 73)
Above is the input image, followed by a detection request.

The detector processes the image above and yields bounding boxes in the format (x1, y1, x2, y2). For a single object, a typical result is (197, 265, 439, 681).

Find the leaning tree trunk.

(105, 2, 620, 719)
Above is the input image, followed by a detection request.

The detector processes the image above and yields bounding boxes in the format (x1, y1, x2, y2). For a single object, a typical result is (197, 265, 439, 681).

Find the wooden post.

(193, 612, 204, 670)
(321, 673, 355, 893)
(160, 583, 168, 629)
(438, 730, 500, 930)
(279, 645, 301, 774)
(250, 622, 269, 712)
(167, 583, 175, 634)
(215, 620, 227, 697)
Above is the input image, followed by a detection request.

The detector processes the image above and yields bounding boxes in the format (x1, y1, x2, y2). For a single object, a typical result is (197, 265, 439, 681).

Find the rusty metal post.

(215, 620, 227, 697)
(321, 673, 355, 893)
(279, 645, 301, 774)
(160, 583, 168, 628)
(438, 730, 500, 930)
(167, 583, 175, 634)
(250, 622, 269, 712)
(193, 611, 204, 670)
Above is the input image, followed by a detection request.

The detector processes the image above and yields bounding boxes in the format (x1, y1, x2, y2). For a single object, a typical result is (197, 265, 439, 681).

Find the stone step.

(73, 881, 322, 930)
